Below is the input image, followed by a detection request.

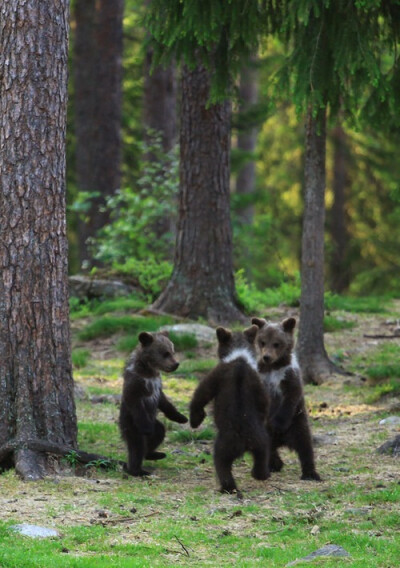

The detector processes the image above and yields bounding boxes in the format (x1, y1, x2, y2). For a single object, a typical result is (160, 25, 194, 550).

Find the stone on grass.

(376, 434, 400, 457)
(379, 416, 400, 426)
(11, 524, 59, 538)
(160, 323, 216, 343)
(286, 544, 350, 566)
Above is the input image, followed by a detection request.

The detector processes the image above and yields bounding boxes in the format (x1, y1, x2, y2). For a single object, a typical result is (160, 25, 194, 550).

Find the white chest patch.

(222, 348, 258, 372)
(144, 376, 162, 405)
(261, 353, 299, 395)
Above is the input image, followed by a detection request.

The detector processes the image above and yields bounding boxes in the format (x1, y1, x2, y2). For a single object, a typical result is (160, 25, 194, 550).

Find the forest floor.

(0, 299, 399, 567)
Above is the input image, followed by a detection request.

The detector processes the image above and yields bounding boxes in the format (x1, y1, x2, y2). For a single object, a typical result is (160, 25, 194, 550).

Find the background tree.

(74, 0, 124, 268)
(0, 0, 77, 479)
(152, 64, 244, 323)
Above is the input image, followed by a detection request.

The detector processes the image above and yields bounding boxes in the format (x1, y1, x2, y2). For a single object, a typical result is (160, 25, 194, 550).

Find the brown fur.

(190, 325, 270, 494)
(119, 331, 188, 476)
(252, 317, 321, 481)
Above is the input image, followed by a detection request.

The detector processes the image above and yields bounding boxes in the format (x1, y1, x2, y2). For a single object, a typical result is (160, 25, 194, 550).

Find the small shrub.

(169, 332, 198, 351)
(78, 315, 174, 341)
(323, 315, 357, 332)
(236, 270, 301, 313)
(72, 348, 91, 369)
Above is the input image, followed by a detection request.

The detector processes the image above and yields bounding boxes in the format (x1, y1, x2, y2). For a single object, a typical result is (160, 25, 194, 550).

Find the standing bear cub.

(119, 331, 188, 476)
(252, 317, 321, 481)
(190, 325, 270, 494)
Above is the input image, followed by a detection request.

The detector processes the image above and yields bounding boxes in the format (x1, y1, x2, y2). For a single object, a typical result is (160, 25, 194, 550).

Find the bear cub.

(190, 325, 270, 494)
(252, 317, 321, 481)
(119, 331, 188, 476)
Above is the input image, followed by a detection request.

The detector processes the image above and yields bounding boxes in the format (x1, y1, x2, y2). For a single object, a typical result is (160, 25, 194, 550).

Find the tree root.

(0, 438, 126, 478)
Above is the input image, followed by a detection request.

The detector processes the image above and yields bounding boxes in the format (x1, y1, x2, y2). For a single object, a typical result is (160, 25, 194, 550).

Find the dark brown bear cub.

(190, 325, 270, 494)
(119, 331, 188, 476)
(252, 317, 321, 481)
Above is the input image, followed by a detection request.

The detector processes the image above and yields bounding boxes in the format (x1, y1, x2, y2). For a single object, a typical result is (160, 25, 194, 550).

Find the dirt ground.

(1, 304, 399, 527)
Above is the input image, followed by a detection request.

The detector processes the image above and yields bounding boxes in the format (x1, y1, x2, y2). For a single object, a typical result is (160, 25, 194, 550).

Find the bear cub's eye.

(259, 340, 265, 347)
(273, 342, 281, 349)
(163, 351, 170, 358)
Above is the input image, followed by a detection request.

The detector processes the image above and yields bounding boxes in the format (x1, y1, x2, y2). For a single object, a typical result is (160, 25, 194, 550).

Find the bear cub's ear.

(138, 331, 154, 346)
(216, 327, 232, 343)
(282, 317, 296, 333)
(243, 324, 258, 344)
(251, 317, 267, 329)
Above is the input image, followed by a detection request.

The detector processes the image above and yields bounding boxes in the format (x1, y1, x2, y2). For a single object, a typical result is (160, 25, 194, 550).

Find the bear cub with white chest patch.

(119, 331, 188, 476)
(190, 325, 271, 494)
(252, 317, 321, 481)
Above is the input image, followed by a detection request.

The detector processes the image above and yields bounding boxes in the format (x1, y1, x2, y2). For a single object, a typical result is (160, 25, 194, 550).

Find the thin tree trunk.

(152, 65, 244, 324)
(329, 121, 350, 293)
(236, 58, 258, 225)
(142, 0, 177, 244)
(297, 106, 339, 384)
(0, 0, 77, 479)
(75, 0, 124, 268)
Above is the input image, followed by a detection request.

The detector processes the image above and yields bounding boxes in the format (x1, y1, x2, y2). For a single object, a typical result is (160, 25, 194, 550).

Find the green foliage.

(146, 0, 268, 99)
(109, 258, 173, 300)
(236, 270, 301, 313)
(364, 379, 400, 403)
(78, 315, 174, 341)
(93, 134, 178, 266)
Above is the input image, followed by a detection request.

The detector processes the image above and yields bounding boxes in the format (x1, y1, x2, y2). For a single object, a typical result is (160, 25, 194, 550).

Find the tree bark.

(74, 0, 124, 268)
(152, 65, 244, 324)
(0, 0, 77, 479)
(297, 107, 338, 384)
(329, 121, 351, 293)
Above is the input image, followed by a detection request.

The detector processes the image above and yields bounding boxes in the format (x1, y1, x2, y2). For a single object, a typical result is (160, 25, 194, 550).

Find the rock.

(69, 275, 134, 301)
(11, 524, 59, 539)
(376, 435, 400, 457)
(90, 394, 121, 405)
(160, 323, 216, 343)
(286, 544, 350, 566)
(379, 416, 400, 426)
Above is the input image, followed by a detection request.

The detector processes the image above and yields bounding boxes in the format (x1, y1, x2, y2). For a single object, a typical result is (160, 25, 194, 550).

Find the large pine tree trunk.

(297, 107, 338, 384)
(152, 65, 244, 324)
(74, 0, 124, 268)
(329, 121, 350, 293)
(0, 0, 77, 479)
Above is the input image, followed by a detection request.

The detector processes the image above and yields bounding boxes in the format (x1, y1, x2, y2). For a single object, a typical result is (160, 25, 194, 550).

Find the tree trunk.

(152, 65, 244, 325)
(142, 0, 177, 244)
(74, 0, 124, 268)
(297, 107, 338, 384)
(329, 121, 351, 293)
(0, 0, 77, 479)
(235, 58, 258, 225)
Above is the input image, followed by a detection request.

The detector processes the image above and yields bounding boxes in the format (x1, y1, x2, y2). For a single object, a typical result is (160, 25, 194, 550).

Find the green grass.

(324, 293, 389, 313)
(323, 315, 357, 332)
(71, 348, 91, 369)
(78, 315, 174, 341)
(70, 294, 147, 320)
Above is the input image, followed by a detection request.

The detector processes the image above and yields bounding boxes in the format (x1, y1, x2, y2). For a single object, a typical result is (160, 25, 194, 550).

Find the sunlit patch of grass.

(176, 358, 217, 378)
(364, 379, 400, 403)
(74, 358, 124, 382)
